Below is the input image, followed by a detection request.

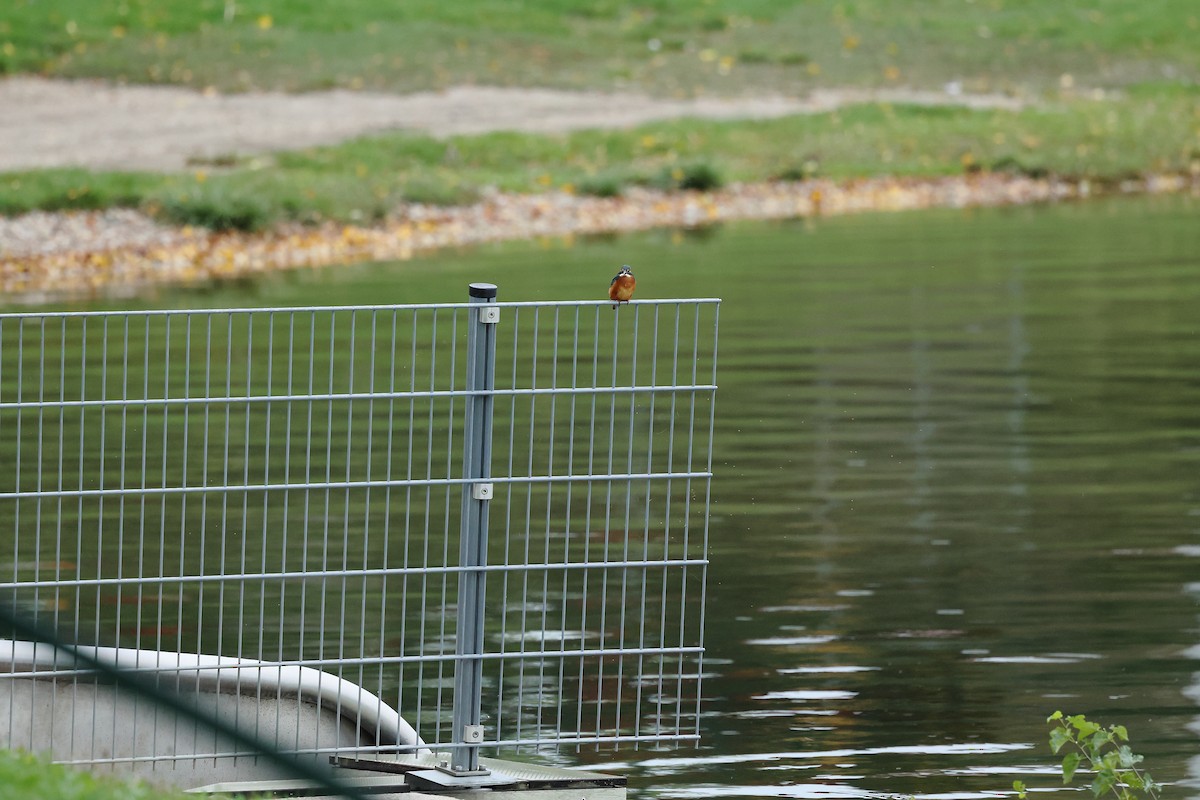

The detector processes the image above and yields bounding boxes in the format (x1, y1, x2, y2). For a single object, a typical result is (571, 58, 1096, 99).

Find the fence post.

(449, 283, 498, 774)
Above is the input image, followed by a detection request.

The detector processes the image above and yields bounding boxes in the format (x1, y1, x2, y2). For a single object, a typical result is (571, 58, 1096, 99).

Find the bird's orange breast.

(609, 274, 636, 302)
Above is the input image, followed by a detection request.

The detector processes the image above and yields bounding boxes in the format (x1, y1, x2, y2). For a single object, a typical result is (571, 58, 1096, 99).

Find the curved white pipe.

(0, 638, 427, 753)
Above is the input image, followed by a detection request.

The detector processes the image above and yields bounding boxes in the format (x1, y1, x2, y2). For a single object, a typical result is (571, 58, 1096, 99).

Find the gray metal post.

(449, 282, 498, 774)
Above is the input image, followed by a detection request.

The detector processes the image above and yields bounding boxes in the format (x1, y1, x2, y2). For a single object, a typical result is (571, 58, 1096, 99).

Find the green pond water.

(8, 193, 1200, 797)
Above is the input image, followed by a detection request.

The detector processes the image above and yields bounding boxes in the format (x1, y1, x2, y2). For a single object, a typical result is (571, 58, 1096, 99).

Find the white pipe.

(0, 638, 427, 753)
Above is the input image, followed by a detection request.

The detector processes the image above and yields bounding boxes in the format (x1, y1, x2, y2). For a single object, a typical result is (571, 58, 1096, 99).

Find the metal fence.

(0, 285, 719, 779)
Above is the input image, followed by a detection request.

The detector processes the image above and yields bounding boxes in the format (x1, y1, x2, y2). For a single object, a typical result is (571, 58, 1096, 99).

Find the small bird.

(608, 265, 636, 308)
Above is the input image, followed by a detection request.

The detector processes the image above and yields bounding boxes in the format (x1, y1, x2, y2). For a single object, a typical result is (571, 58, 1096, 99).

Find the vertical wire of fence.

(0, 289, 719, 776)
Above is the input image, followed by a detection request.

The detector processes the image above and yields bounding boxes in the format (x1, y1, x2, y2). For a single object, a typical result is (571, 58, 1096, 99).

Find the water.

(15, 194, 1200, 796)
(610, 196, 1200, 799)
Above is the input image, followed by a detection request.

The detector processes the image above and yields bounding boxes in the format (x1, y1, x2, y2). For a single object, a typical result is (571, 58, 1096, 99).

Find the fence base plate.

(407, 768, 515, 790)
(337, 754, 627, 796)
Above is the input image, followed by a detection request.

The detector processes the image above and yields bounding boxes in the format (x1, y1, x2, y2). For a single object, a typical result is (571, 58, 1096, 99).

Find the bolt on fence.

(0, 285, 720, 783)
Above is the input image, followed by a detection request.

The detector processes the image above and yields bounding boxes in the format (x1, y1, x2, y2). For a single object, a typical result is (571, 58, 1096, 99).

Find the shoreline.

(1, 172, 1194, 303)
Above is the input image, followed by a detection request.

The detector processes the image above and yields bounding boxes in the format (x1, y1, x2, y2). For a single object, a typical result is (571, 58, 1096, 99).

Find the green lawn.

(1, 1, 1198, 230)
(3, 0, 1198, 94)
(0, 748, 189, 800)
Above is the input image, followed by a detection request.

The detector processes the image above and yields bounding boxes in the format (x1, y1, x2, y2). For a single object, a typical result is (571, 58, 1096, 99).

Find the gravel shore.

(2, 173, 1192, 302)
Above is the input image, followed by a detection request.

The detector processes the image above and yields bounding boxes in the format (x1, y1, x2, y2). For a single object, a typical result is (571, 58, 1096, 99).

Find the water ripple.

(606, 742, 1032, 773)
(780, 666, 880, 675)
(972, 653, 1102, 664)
(754, 690, 859, 701)
(746, 635, 840, 646)
(651, 784, 892, 799)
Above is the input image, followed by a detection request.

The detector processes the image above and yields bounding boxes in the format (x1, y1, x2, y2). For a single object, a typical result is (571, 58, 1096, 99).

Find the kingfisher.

(608, 265, 636, 308)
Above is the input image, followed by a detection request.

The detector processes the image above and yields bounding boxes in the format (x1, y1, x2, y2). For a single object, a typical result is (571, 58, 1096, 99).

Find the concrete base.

(0, 673, 391, 788)
(195, 753, 627, 800)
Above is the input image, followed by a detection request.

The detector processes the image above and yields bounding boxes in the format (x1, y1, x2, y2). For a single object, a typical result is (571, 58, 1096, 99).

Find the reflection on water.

(10, 195, 1200, 796)
(638, 195, 1200, 800)
(662, 196, 1199, 800)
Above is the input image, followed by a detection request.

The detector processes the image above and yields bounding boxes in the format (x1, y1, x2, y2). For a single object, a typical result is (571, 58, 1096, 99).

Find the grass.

(1, 1, 1198, 230)
(2, 0, 1198, 94)
(0, 748, 188, 800)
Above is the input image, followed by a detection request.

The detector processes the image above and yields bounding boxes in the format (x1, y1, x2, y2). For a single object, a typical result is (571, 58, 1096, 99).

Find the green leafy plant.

(1014, 712, 1161, 800)
(158, 190, 269, 232)
(648, 161, 724, 192)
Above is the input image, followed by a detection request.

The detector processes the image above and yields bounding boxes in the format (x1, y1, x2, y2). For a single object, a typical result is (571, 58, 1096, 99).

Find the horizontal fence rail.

(0, 290, 719, 779)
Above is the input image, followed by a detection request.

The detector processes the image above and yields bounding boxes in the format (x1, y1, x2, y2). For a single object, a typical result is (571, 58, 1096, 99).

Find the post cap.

(468, 283, 498, 299)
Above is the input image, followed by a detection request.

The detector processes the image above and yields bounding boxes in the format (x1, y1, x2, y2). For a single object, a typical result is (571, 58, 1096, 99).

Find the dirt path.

(1, 77, 1024, 172)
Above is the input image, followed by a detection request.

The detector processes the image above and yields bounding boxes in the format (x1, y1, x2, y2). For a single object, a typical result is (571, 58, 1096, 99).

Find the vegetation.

(0, 748, 188, 800)
(3, 91, 1196, 231)
(2, 0, 1197, 95)
(1015, 712, 1161, 800)
(0, 1, 1197, 229)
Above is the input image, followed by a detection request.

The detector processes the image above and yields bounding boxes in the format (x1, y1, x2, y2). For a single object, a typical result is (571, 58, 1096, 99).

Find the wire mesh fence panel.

(0, 292, 718, 774)
(484, 300, 717, 751)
